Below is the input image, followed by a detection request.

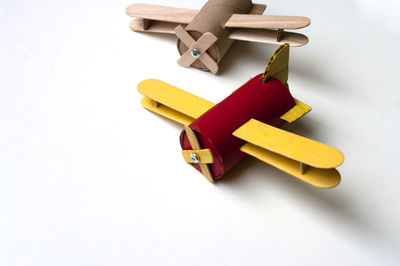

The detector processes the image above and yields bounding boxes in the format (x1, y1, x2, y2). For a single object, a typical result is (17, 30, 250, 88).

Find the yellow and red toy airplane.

(136, 44, 344, 188)
(126, 0, 310, 73)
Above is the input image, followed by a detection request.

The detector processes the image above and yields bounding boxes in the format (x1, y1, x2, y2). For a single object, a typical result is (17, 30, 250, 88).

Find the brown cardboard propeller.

(126, 0, 311, 73)
(175, 26, 219, 73)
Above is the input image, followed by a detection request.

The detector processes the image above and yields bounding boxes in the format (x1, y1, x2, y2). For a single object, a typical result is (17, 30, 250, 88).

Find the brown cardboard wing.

(225, 14, 311, 30)
(126, 4, 198, 24)
(229, 28, 309, 47)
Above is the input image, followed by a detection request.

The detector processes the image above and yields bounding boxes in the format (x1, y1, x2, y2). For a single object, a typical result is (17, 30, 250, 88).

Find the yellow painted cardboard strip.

(181, 149, 214, 164)
(138, 79, 215, 120)
(141, 97, 195, 126)
(233, 119, 344, 169)
(184, 126, 214, 182)
(280, 98, 312, 123)
(241, 143, 341, 188)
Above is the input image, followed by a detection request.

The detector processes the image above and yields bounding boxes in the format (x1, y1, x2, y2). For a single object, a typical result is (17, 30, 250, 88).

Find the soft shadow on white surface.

(219, 156, 390, 241)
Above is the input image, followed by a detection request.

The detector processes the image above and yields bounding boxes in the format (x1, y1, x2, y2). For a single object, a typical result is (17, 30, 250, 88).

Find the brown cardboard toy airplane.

(126, 0, 311, 73)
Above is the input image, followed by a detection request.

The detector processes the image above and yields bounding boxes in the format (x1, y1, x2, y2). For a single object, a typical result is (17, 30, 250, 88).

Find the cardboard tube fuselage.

(179, 74, 296, 179)
(177, 0, 253, 71)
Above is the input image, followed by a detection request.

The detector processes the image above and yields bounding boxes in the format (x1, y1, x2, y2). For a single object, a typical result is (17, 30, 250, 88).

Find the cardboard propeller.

(136, 44, 344, 188)
(126, 0, 311, 73)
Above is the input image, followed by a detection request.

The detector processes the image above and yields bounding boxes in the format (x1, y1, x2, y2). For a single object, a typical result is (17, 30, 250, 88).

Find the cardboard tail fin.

(260, 43, 290, 88)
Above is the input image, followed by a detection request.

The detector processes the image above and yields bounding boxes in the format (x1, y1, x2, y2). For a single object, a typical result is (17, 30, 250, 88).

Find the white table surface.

(1, 0, 400, 265)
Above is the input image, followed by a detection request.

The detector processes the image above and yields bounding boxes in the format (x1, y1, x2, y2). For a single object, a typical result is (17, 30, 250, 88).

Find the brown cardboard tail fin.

(260, 43, 290, 87)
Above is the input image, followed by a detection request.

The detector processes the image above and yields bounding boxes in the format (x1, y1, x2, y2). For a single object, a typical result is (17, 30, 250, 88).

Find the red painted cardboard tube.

(180, 74, 296, 179)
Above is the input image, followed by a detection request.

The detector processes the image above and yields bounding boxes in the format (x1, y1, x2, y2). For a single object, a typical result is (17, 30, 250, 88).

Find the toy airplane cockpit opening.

(126, 0, 310, 73)
(136, 44, 344, 188)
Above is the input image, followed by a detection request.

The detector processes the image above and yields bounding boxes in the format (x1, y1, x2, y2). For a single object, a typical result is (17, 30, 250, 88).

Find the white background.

(1, 0, 400, 265)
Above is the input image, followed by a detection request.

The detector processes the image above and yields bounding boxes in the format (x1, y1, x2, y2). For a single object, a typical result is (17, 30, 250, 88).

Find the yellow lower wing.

(140, 97, 195, 126)
(241, 143, 341, 188)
